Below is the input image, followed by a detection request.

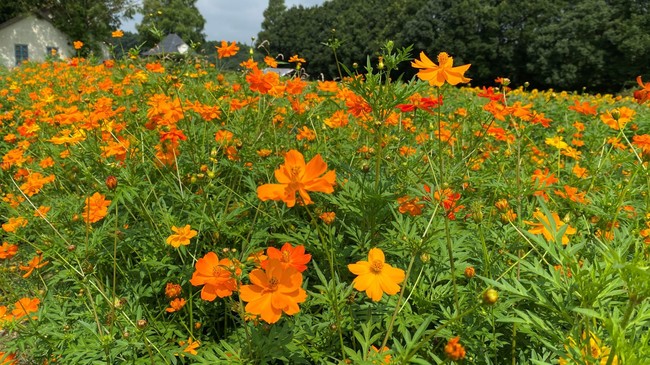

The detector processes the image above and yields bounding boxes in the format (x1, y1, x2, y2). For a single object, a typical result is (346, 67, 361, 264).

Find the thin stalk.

(435, 87, 459, 312)
(303, 206, 346, 361)
(380, 253, 416, 350)
(111, 202, 118, 335)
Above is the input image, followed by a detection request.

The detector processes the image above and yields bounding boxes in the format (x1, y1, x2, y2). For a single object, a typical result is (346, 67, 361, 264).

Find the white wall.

(0, 15, 74, 68)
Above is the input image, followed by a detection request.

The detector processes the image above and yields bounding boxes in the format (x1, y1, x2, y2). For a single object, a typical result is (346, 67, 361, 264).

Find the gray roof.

(142, 34, 188, 56)
(0, 11, 54, 31)
(263, 68, 295, 77)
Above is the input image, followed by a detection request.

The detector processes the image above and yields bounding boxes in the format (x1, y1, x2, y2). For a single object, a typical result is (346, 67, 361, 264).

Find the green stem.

(111, 201, 118, 335)
(380, 252, 416, 350)
(303, 206, 346, 361)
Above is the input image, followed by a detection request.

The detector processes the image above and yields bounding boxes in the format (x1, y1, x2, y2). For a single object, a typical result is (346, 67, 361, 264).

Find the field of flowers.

(1, 40, 650, 364)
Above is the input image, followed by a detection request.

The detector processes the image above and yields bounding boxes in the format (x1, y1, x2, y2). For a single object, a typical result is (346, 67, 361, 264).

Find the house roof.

(263, 68, 295, 77)
(142, 34, 188, 56)
(0, 11, 55, 31)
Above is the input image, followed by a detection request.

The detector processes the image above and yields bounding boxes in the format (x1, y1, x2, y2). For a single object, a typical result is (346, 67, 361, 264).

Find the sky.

(121, 0, 326, 45)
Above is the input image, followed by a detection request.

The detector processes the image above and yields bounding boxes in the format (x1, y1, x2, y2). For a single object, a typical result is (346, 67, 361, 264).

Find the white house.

(0, 13, 74, 68)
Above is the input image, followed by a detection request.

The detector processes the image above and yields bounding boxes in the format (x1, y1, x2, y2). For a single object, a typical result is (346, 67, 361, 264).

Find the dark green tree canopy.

(257, 0, 650, 92)
(258, 0, 287, 45)
(137, 0, 206, 49)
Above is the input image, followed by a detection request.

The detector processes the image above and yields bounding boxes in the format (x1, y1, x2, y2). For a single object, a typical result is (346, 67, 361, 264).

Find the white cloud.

(120, 0, 325, 44)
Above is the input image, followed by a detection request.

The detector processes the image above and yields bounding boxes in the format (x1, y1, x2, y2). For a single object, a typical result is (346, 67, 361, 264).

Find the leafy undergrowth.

(1, 43, 649, 364)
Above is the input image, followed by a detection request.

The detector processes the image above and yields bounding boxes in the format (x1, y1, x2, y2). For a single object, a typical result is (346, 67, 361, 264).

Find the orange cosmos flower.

(166, 298, 186, 313)
(324, 110, 349, 128)
(257, 149, 336, 208)
(600, 107, 635, 130)
(348, 248, 405, 302)
(239, 259, 307, 324)
(531, 168, 558, 188)
(397, 196, 425, 216)
(568, 100, 598, 115)
(82, 192, 111, 224)
(166, 225, 197, 248)
(247, 249, 268, 267)
(634, 76, 650, 104)
(181, 337, 200, 355)
(2, 217, 27, 233)
(412, 51, 471, 87)
(246, 66, 280, 94)
(165, 282, 182, 299)
(0, 242, 18, 259)
(216, 40, 239, 59)
(445, 336, 466, 360)
(554, 185, 589, 204)
(264, 55, 278, 68)
(319, 211, 336, 224)
(262, 243, 311, 272)
(111, 30, 124, 38)
(433, 188, 464, 220)
(572, 164, 589, 178)
(288, 55, 306, 63)
(0, 352, 16, 364)
(19, 254, 49, 278)
(73, 41, 83, 50)
(34, 206, 51, 218)
(369, 346, 392, 364)
(11, 297, 40, 320)
(189, 252, 238, 301)
(524, 210, 576, 245)
(632, 134, 650, 155)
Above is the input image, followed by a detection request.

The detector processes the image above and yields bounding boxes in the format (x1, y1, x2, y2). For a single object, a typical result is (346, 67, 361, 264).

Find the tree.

(257, 0, 286, 45)
(137, 0, 206, 49)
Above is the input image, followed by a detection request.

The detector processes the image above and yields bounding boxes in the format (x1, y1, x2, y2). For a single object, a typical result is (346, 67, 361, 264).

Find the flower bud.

(483, 288, 498, 305)
(464, 266, 475, 279)
(137, 319, 148, 329)
(105, 175, 118, 190)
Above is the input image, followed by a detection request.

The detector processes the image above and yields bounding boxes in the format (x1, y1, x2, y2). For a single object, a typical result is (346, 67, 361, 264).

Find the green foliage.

(1, 39, 650, 364)
(258, 0, 650, 92)
(137, 0, 206, 49)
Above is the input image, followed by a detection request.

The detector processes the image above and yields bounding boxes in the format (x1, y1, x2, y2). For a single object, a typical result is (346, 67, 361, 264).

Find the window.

(46, 46, 59, 57)
(15, 44, 28, 65)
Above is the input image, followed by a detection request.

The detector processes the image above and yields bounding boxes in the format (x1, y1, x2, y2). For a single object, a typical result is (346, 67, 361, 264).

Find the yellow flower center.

(281, 251, 291, 263)
(289, 166, 302, 181)
(437, 52, 450, 66)
(268, 276, 279, 291)
(370, 260, 384, 274)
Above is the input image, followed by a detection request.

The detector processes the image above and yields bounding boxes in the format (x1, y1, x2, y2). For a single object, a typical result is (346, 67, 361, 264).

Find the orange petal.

(257, 183, 287, 201)
(303, 154, 328, 181)
(367, 248, 385, 263)
(348, 262, 371, 276)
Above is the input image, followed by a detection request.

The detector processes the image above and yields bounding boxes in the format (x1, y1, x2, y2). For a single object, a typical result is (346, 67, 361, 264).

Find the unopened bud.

(483, 288, 499, 305)
(136, 319, 148, 329)
(105, 175, 118, 190)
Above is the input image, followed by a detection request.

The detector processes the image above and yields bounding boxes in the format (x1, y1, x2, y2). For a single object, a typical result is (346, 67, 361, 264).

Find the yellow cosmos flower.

(348, 248, 405, 302)
(524, 210, 576, 245)
(412, 51, 471, 87)
(166, 225, 197, 248)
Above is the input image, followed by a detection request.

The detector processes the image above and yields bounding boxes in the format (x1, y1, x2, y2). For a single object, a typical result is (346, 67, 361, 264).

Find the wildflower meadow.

(1, 40, 650, 364)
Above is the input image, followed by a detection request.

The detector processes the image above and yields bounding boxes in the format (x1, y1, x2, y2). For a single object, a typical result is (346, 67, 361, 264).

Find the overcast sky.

(121, 0, 325, 44)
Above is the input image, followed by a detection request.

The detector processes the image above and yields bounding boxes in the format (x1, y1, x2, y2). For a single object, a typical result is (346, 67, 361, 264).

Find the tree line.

(258, 0, 650, 92)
